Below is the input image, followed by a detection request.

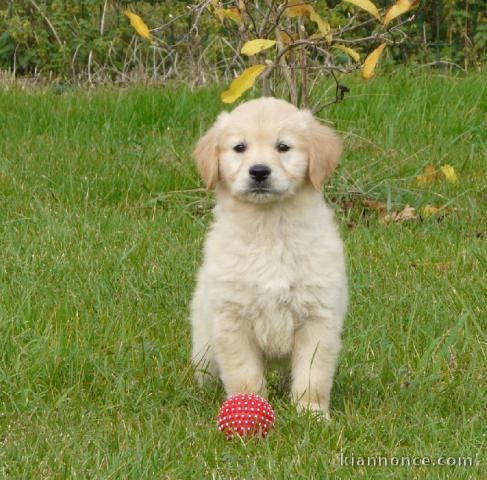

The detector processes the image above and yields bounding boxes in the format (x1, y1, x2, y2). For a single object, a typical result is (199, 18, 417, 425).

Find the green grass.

(0, 69, 486, 478)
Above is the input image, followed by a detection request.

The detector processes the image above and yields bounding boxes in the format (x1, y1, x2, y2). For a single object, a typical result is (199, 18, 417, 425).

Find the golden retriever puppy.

(190, 97, 347, 417)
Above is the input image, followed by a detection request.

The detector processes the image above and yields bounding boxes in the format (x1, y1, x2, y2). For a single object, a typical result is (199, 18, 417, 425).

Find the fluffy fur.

(190, 97, 347, 417)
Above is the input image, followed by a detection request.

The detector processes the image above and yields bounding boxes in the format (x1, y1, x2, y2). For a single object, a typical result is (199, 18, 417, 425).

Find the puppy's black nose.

(249, 164, 271, 182)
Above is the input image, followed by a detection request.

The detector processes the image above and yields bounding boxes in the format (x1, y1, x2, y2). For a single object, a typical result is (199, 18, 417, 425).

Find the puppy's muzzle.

(249, 164, 271, 182)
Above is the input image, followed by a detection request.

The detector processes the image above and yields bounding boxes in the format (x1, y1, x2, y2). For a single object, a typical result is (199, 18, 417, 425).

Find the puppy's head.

(193, 97, 342, 203)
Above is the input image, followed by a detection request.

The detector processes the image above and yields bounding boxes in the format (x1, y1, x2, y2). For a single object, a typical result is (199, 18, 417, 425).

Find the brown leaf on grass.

(434, 263, 451, 272)
(416, 164, 438, 186)
(379, 204, 416, 223)
(361, 198, 387, 211)
(420, 204, 440, 216)
(419, 204, 454, 221)
(410, 262, 451, 271)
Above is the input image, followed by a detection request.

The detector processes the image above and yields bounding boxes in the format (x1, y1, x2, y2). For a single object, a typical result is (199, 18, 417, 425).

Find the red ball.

(217, 393, 275, 440)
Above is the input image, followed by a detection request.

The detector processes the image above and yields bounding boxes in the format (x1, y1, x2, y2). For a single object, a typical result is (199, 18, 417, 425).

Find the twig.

(100, 0, 108, 36)
(88, 50, 93, 87)
(313, 70, 349, 114)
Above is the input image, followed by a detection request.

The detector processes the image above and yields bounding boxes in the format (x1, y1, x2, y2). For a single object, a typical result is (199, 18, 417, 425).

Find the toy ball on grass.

(217, 393, 275, 440)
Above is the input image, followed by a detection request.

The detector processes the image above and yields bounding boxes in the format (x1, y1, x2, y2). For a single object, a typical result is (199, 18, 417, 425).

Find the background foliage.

(0, 0, 485, 83)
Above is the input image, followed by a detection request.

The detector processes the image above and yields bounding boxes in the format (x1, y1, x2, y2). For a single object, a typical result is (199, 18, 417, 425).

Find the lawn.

(0, 69, 485, 478)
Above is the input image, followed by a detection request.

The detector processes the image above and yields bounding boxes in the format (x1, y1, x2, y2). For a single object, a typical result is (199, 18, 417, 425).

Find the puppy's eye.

(277, 143, 291, 153)
(233, 143, 246, 153)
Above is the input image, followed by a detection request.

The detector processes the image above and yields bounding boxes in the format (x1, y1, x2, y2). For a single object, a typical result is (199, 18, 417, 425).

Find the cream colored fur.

(190, 97, 347, 417)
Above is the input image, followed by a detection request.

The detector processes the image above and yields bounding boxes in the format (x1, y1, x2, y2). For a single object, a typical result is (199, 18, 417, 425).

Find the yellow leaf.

(384, 0, 419, 27)
(214, 7, 242, 23)
(342, 0, 381, 21)
(285, 3, 332, 42)
(440, 165, 459, 183)
(420, 205, 440, 216)
(285, 2, 313, 17)
(221, 65, 266, 104)
(124, 11, 151, 40)
(361, 43, 387, 81)
(309, 32, 325, 41)
(334, 44, 360, 62)
(277, 30, 293, 45)
(309, 8, 332, 42)
(415, 163, 437, 186)
(241, 39, 277, 56)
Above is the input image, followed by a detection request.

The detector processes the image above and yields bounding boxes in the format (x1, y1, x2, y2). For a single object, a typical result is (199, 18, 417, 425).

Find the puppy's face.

(217, 119, 309, 202)
(194, 98, 342, 203)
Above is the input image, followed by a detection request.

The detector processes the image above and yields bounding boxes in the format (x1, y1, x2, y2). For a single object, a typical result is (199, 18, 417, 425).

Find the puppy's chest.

(235, 239, 314, 358)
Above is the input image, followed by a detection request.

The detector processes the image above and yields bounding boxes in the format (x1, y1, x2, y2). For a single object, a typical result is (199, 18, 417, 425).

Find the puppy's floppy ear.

(193, 112, 229, 190)
(301, 111, 342, 191)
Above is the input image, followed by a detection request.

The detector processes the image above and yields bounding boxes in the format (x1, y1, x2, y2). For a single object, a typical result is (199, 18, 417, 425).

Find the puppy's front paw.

(225, 380, 268, 399)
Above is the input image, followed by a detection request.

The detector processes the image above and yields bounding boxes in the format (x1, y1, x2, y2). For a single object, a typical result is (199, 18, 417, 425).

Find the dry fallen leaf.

(380, 204, 416, 223)
(420, 205, 440, 217)
(416, 163, 438, 186)
(411, 262, 451, 271)
(342, 0, 381, 21)
(434, 263, 451, 272)
(124, 11, 151, 40)
(361, 198, 387, 211)
(241, 39, 277, 56)
(384, 0, 419, 27)
(419, 204, 454, 221)
(220, 65, 266, 104)
(361, 43, 387, 81)
(440, 164, 459, 184)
